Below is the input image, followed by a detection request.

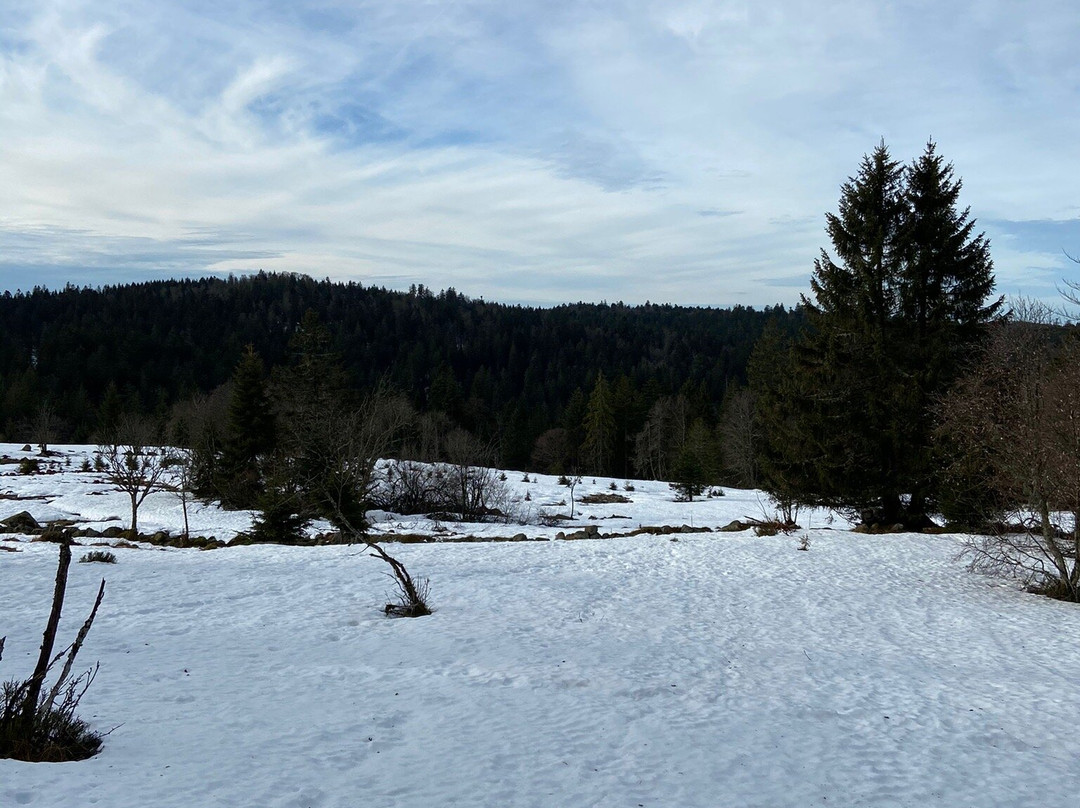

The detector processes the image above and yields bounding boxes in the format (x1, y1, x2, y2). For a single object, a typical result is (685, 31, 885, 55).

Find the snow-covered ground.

(2, 444, 1079, 807)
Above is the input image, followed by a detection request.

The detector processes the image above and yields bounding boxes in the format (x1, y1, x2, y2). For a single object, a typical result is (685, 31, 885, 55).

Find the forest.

(0, 272, 795, 478)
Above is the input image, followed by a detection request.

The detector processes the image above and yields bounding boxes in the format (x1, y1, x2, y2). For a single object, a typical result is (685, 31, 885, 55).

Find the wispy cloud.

(1, 0, 1078, 305)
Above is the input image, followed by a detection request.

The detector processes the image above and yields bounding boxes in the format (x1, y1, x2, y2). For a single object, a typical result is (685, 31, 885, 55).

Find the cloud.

(0, 0, 1078, 306)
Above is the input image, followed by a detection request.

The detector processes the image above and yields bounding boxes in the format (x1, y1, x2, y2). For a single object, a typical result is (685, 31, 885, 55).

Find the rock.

(20, 444, 31, 452)
(719, 520, 749, 532)
(1, 511, 41, 533)
(33, 527, 77, 544)
(512, 533, 528, 541)
(101, 526, 125, 538)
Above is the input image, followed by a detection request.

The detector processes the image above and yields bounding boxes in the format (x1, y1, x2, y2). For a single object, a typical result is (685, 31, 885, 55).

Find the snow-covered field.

(2, 444, 1079, 807)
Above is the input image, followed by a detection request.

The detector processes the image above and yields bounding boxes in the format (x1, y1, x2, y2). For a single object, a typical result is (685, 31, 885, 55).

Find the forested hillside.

(0, 273, 796, 471)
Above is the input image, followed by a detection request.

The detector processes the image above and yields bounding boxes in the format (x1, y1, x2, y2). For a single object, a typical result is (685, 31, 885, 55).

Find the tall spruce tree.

(752, 141, 999, 526)
(217, 346, 277, 508)
(581, 372, 616, 476)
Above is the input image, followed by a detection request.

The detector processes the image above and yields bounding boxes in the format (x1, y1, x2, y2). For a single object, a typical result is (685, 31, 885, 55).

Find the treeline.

(0, 272, 797, 477)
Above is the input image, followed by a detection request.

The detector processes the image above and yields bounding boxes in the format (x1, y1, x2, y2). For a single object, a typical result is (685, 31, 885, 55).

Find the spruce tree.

(96, 382, 123, 444)
(752, 141, 1000, 526)
(581, 372, 616, 476)
(217, 346, 276, 508)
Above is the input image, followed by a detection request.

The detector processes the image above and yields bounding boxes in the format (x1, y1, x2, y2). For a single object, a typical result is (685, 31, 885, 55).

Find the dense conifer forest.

(0, 272, 797, 472)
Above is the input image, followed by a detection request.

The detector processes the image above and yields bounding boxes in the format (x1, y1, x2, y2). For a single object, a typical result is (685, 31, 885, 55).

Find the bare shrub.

(383, 566, 432, 618)
(443, 429, 512, 522)
(1, 544, 106, 761)
(537, 510, 566, 527)
(939, 304, 1080, 600)
(79, 550, 117, 564)
(375, 460, 448, 514)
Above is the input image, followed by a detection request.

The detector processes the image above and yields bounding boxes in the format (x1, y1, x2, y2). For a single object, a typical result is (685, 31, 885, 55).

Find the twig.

(42, 578, 106, 715)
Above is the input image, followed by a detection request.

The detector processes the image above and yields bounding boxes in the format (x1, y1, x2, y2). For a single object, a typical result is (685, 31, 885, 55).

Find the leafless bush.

(1, 544, 106, 761)
(537, 509, 567, 527)
(375, 460, 448, 514)
(938, 304, 1080, 600)
(79, 550, 117, 564)
(383, 563, 432, 618)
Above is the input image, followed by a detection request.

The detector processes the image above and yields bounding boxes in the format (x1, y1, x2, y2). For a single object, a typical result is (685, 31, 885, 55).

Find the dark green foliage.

(668, 420, 717, 501)
(96, 382, 122, 443)
(669, 450, 707, 501)
(0, 273, 794, 466)
(751, 141, 999, 525)
(217, 347, 276, 508)
(245, 458, 311, 545)
(581, 372, 616, 476)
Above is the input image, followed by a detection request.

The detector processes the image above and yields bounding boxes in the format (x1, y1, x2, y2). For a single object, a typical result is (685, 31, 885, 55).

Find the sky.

(1, 0, 1079, 308)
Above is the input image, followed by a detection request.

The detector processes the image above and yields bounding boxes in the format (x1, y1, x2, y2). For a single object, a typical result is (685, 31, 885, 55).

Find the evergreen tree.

(753, 141, 1000, 525)
(898, 142, 1000, 515)
(669, 419, 716, 501)
(96, 382, 123, 443)
(217, 346, 276, 508)
(581, 372, 616, 475)
(561, 388, 588, 469)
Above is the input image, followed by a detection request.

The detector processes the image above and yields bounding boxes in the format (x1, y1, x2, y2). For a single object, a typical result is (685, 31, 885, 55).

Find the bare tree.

(632, 395, 689, 480)
(285, 385, 432, 616)
(444, 428, 504, 521)
(165, 447, 195, 541)
(31, 403, 59, 457)
(530, 428, 571, 475)
(938, 302, 1080, 599)
(565, 473, 583, 519)
(97, 415, 169, 535)
(720, 387, 758, 488)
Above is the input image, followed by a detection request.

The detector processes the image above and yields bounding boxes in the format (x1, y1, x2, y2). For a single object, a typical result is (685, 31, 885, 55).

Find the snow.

(2, 444, 1079, 806)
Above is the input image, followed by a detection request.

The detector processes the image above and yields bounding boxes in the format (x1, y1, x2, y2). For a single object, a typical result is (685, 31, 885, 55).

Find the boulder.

(1, 511, 40, 533)
(719, 520, 750, 532)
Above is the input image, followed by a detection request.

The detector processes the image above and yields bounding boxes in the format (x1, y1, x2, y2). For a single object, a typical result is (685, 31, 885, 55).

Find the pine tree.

(96, 382, 123, 444)
(669, 419, 716, 501)
(753, 141, 1000, 526)
(217, 346, 276, 508)
(581, 372, 616, 475)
